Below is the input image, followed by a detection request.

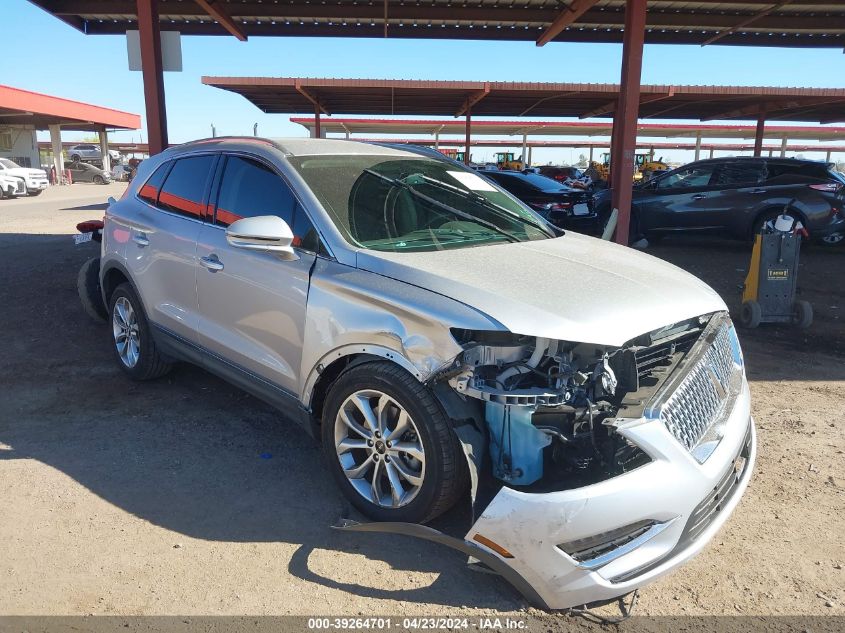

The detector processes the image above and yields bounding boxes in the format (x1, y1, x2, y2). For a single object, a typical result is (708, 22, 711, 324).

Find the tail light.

(530, 201, 572, 211)
(809, 182, 842, 193)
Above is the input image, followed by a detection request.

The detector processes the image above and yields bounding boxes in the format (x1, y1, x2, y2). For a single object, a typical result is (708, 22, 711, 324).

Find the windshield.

(0, 159, 21, 169)
(289, 154, 554, 253)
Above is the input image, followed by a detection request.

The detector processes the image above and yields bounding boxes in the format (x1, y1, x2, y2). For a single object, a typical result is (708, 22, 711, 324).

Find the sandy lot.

(0, 184, 842, 619)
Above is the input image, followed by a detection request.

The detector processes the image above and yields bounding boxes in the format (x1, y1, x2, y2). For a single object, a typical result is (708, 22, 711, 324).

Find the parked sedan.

(594, 157, 845, 245)
(68, 144, 121, 163)
(482, 170, 600, 235)
(68, 161, 111, 184)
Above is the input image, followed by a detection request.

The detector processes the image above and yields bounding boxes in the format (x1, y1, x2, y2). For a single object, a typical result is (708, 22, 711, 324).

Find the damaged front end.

(337, 311, 755, 610)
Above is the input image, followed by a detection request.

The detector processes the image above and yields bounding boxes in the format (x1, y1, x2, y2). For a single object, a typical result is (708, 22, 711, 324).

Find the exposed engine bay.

(443, 313, 717, 491)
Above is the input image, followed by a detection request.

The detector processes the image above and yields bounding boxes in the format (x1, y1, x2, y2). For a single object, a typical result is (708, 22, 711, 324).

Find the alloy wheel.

(112, 296, 140, 368)
(334, 389, 426, 508)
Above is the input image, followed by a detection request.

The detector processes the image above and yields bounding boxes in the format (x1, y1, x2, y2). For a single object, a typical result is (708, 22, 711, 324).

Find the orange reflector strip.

(472, 533, 514, 558)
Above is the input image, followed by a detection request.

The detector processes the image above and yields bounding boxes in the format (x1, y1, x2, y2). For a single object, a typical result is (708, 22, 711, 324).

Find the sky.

(3, 0, 845, 165)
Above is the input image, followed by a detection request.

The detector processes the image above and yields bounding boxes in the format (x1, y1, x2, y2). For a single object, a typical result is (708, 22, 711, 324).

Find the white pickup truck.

(0, 158, 49, 195)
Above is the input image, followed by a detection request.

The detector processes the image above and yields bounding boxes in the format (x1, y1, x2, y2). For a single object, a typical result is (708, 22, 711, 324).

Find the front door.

(195, 154, 317, 396)
(639, 163, 720, 232)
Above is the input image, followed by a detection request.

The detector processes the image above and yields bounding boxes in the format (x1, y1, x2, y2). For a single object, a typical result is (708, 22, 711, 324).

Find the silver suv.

(69, 143, 121, 163)
(99, 138, 755, 609)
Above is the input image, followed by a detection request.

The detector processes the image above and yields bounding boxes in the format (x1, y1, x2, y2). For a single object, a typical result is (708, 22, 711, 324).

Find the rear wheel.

(93, 175, 104, 185)
(108, 283, 172, 380)
(819, 231, 844, 247)
(322, 362, 467, 524)
(77, 257, 107, 322)
(792, 300, 813, 329)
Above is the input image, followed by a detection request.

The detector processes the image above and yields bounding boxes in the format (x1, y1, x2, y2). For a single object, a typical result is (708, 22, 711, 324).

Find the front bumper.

(465, 377, 755, 610)
(26, 179, 48, 191)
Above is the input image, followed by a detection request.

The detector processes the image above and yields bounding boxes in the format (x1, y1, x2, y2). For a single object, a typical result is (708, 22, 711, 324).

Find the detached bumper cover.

(466, 378, 755, 610)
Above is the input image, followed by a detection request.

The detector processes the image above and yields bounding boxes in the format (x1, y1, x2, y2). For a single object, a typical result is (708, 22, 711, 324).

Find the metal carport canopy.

(289, 118, 845, 141)
(28, 0, 845, 48)
(0, 84, 140, 131)
(204, 78, 845, 124)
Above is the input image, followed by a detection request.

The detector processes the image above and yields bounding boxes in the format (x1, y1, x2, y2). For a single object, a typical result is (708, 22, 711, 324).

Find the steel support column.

(49, 124, 64, 185)
(528, 146, 533, 166)
(589, 146, 594, 163)
(464, 109, 472, 165)
(522, 134, 528, 167)
(709, 147, 715, 158)
(435, 133, 440, 151)
(98, 126, 111, 174)
(780, 135, 788, 157)
(826, 150, 832, 162)
(314, 104, 321, 138)
(137, 0, 168, 155)
(753, 106, 766, 157)
(610, 0, 647, 246)
(694, 132, 702, 161)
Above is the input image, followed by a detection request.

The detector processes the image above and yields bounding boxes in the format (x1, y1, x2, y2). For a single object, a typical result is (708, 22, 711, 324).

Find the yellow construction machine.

(496, 152, 524, 171)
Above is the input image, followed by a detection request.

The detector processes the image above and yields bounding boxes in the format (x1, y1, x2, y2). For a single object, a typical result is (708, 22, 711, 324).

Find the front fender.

(298, 257, 504, 402)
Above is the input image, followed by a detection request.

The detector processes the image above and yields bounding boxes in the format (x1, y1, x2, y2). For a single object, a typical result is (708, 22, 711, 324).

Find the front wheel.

(93, 175, 104, 185)
(322, 362, 467, 524)
(27, 189, 43, 196)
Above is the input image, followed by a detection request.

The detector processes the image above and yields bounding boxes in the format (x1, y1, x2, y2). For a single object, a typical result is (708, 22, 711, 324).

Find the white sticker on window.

(447, 170, 497, 192)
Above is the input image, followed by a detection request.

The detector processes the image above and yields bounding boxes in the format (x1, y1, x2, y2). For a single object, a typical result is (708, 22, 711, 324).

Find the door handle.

(200, 255, 224, 272)
(748, 189, 767, 194)
(691, 194, 707, 200)
(132, 232, 149, 247)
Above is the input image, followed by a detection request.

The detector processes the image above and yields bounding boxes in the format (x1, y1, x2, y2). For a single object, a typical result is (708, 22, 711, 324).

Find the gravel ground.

(0, 184, 842, 620)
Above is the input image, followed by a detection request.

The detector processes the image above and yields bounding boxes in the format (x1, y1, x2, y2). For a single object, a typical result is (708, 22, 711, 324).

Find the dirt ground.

(0, 184, 843, 620)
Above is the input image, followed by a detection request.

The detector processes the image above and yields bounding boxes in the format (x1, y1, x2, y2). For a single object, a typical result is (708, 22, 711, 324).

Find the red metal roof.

(27, 0, 845, 48)
(205, 78, 845, 123)
(290, 117, 845, 141)
(0, 84, 141, 131)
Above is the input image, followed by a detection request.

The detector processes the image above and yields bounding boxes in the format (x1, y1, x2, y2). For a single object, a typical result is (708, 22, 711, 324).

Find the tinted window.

(214, 156, 296, 227)
(656, 165, 716, 190)
(714, 161, 765, 186)
(157, 155, 215, 219)
(291, 203, 322, 253)
(138, 162, 170, 205)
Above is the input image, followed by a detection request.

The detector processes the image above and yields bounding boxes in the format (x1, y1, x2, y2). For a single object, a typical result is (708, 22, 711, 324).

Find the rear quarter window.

(137, 161, 170, 205)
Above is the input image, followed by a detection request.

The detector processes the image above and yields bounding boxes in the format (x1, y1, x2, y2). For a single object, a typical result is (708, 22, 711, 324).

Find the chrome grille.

(657, 320, 739, 454)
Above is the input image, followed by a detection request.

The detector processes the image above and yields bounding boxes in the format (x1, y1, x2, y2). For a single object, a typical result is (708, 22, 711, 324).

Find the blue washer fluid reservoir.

(485, 402, 552, 486)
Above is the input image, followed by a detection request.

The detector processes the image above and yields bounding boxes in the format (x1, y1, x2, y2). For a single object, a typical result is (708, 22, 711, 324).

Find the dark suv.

(595, 157, 845, 245)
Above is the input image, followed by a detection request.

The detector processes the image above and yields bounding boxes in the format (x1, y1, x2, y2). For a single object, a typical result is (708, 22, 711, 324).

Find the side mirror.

(225, 215, 297, 260)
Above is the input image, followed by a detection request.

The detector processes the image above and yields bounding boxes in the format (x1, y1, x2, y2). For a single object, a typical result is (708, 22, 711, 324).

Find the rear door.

(195, 154, 318, 395)
(124, 154, 217, 343)
(638, 163, 720, 232)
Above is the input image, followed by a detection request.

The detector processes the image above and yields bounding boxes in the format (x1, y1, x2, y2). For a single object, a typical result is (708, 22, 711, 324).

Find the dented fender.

(299, 257, 505, 407)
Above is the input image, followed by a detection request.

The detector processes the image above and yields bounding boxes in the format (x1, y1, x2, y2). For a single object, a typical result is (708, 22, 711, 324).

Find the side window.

(291, 203, 322, 253)
(137, 161, 170, 205)
(157, 155, 215, 219)
(714, 162, 765, 187)
(656, 165, 716, 190)
(214, 156, 296, 228)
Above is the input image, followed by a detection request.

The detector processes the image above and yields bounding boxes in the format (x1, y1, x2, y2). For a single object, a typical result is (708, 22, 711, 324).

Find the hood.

(5, 167, 47, 178)
(355, 233, 726, 347)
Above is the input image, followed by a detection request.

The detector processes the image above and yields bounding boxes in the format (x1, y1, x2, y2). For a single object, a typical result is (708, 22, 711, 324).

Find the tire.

(27, 189, 43, 196)
(322, 361, 468, 524)
(108, 283, 172, 380)
(819, 231, 844, 247)
(93, 175, 104, 185)
(792, 300, 813, 329)
(70, 154, 81, 163)
(77, 257, 107, 322)
(739, 300, 762, 329)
